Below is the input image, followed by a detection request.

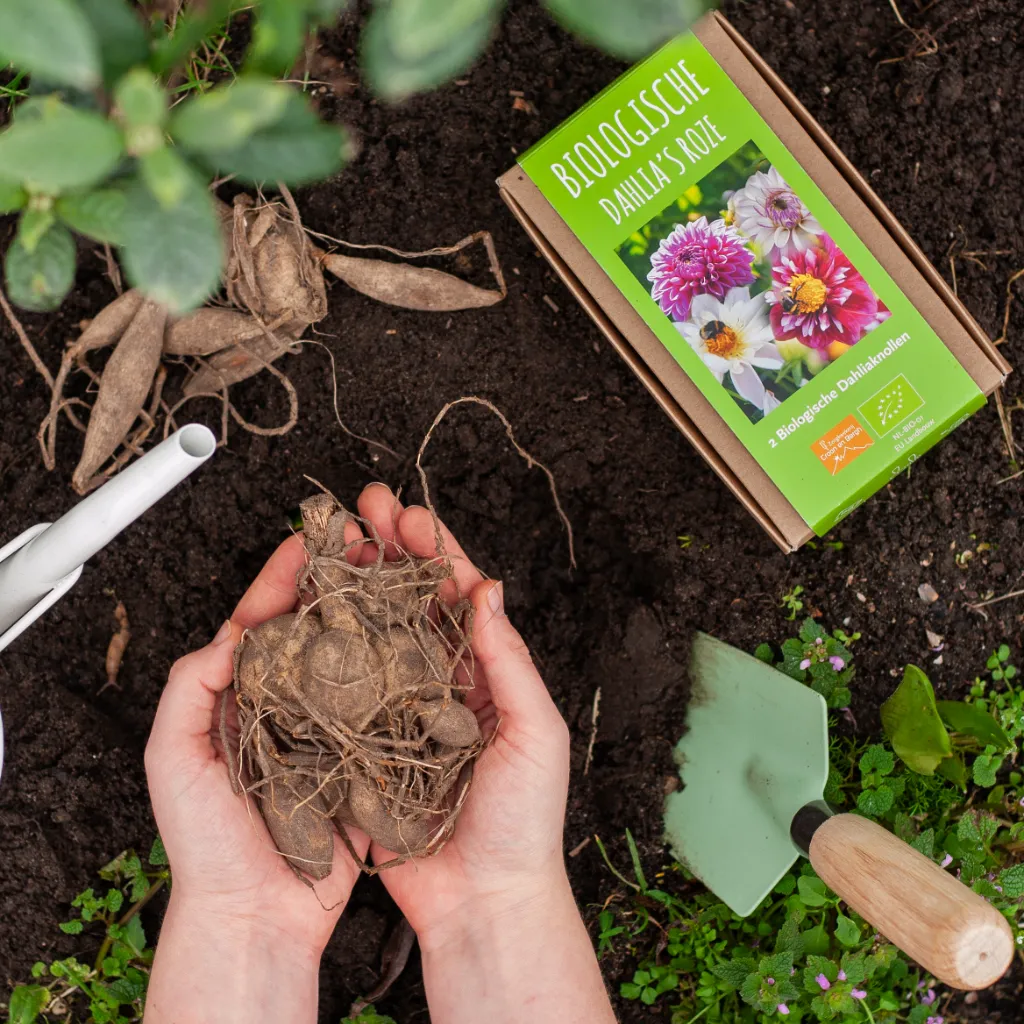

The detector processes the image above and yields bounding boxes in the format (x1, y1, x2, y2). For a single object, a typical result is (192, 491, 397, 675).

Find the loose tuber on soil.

(32, 189, 506, 493)
(226, 491, 483, 881)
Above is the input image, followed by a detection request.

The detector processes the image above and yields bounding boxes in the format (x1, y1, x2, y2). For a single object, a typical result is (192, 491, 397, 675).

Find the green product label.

(518, 33, 984, 534)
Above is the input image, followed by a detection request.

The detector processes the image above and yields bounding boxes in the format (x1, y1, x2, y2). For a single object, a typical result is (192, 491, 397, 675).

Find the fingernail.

(487, 582, 504, 615)
(212, 619, 233, 646)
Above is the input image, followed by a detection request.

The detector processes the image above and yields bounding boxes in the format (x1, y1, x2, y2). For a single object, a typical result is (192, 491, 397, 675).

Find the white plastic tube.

(0, 424, 216, 639)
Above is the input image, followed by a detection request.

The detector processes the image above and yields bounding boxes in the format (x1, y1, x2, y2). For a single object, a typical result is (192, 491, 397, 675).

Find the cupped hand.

(144, 535, 371, 955)
(348, 483, 573, 951)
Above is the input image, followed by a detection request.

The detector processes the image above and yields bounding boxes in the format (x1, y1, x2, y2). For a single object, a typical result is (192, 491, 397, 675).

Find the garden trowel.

(665, 633, 1013, 991)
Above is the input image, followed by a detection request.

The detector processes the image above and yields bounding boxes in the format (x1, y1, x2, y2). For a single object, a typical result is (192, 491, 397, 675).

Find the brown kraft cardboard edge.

(498, 12, 1009, 553)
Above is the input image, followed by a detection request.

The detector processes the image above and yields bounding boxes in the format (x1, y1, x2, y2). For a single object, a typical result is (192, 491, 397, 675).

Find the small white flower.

(676, 287, 782, 411)
(732, 166, 823, 256)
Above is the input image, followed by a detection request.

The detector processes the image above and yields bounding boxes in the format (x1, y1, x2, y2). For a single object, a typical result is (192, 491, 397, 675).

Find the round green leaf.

(0, 179, 28, 213)
(170, 77, 292, 153)
(834, 912, 860, 947)
(0, 99, 124, 193)
(190, 92, 347, 185)
(544, 0, 710, 59)
(119, 173, 223, 313)
(361, 0, 500, 101)
(5, 222, 77, 311)
(0, 0, 101, 89)
(56, 187, 128, 245)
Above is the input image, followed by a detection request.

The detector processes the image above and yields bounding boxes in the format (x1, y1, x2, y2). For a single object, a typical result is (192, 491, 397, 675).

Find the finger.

(356, 482, 405, 563)
(398, 505, 484, 605)
(342, 517, 369, 565)
(232, 534, 307, 629)
(468, 580, 563, 730)
(322, 827, 371, 895)
(147, 619, 237, 765)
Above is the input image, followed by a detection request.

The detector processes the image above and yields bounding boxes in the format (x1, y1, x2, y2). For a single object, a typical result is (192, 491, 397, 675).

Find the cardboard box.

(498, 13, 1009, 552)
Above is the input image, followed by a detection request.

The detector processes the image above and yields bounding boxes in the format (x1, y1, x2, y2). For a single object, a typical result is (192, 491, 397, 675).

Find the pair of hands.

(144, 483, 574, 989)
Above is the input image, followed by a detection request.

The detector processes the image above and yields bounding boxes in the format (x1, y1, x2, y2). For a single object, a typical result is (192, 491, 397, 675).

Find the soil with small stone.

(0, 1, 1022, 1020)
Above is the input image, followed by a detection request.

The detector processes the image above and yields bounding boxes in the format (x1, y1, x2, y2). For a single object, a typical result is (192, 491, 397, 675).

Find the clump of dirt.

(228, 491, 482, 880)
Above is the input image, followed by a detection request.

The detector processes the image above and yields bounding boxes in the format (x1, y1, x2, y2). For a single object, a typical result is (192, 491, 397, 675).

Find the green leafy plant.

(881, 661, 1014, 787)
(778, 585, 805, 621)
(598, 631, 1024, 1023)
(340, 1008, 398, 1024)
(362, 0, 717, 100)
(0, 0, 716, 314)
(756, 618, 853, 709)
(0, 0, 350, 313)
(4, 840, 169, 1024)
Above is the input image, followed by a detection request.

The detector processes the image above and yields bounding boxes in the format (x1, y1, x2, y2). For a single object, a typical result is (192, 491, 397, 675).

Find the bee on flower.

(675, 287, 783, 412)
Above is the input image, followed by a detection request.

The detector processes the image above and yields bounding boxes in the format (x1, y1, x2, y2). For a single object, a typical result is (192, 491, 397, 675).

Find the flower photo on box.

(617, 142, 890, 424)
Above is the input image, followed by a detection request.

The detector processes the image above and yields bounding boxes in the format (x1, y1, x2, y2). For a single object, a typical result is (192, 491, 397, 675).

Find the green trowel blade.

(664, 633, 829, 917)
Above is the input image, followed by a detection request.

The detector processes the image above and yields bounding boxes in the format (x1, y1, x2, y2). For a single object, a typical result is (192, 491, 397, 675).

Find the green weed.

(599, 626, 1024, 1023)
(4, 840, 168, 1024)
(779, 586, 805, 621)
(341, 1008, 398, 1024)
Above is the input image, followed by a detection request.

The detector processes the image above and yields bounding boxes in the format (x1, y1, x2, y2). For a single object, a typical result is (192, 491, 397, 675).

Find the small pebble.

(918, 583, 939, 603)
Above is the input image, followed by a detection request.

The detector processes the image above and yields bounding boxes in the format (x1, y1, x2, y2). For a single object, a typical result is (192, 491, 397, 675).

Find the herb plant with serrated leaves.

(599, 628, 1024, 1023)
(4, 839, 168, 1024)
(0, 0, 715, 314)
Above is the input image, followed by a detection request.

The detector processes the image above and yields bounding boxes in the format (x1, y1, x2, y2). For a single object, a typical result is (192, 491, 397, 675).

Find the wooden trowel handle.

(809, 813, 1013, 990)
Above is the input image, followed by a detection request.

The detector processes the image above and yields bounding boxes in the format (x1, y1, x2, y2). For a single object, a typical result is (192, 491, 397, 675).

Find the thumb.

(469, 581, 565, 737)
(147, 619, 240, 768)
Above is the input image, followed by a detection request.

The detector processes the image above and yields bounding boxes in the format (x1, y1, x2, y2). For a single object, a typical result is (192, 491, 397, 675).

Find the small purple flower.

(838, 970, 847, 981)
(852, 989, 867, 1000)
(1018, 796, 1024, 808)
(829, 655, 845, 671)
(815, 973, 831, 991)
(926, 1017, 944, 1024)
(778, 1005, 790, 1016)
(921, 988, 936, 1006)
(800, 658, 812, 670)
(815, 637, 824, 645)
(646, 216, 755, 321)
(790, 967, 796, 976)
(940, 854, 953, 868)
(766, 978, 775, 986)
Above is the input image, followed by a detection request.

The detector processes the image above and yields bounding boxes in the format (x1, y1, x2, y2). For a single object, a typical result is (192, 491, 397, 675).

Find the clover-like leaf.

(858, 744, 894, 777)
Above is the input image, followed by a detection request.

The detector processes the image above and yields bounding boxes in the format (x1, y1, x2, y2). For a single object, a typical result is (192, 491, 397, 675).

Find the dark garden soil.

(1, 0, 1023, 1020)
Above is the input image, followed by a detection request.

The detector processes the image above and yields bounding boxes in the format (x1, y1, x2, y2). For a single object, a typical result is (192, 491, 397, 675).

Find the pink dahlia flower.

(733, 166, 823, 257)
(647, 216, 755, 321)
(769, 236, 881, 350)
